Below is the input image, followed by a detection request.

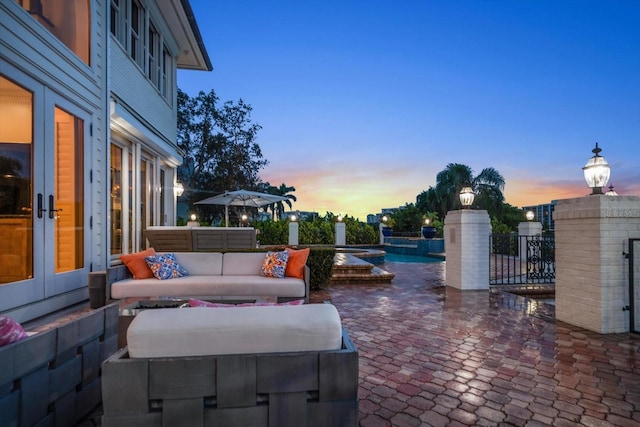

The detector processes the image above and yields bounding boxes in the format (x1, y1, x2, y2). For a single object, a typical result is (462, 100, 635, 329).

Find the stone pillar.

(288, 221, 299, 246)
(444, 210, 491, 290)
(554, 195, 640, 333)
(517, 221, 543, 262)
(335, 222, 346, 246)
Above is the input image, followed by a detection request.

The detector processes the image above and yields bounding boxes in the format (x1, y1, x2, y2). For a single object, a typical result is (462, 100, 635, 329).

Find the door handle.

(37, 193, 46, 218)
(48, 195, 62, 219)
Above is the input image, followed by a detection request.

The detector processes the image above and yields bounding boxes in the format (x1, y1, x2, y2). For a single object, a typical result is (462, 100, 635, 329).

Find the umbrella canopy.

(194, 189, 288, 226)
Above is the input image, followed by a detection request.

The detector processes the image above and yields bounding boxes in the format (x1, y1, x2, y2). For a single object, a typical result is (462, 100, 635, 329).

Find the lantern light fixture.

(174, 182, 185, 197)
(459, 186, 475, 209)
(337, 214, 343, 222)
(582, 143, 610, 195)
(290, 214, 297, 222)
(525, 210, 535, 221)
(190, 213, 196, 221)
(425, 218, 431, 225)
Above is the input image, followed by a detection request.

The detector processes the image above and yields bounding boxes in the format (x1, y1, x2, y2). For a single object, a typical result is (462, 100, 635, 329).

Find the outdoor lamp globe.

(459, 186, 475, 208)
(425, 218, 430, 225)
(190, 213, 197, 221)
(525, 210, 535, 221)
(174, 182, 184, 197)
(582, 143, 610, 195)
(337, 214, 343, 222)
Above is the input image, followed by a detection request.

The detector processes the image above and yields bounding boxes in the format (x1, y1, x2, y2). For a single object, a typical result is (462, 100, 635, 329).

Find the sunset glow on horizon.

(179, 1, 639, 221)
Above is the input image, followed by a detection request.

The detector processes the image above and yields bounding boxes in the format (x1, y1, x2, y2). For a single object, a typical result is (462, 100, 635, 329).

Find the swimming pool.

(384, 252, 444, 263)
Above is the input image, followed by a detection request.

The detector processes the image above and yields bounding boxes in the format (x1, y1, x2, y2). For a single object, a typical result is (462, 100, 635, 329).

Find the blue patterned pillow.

(144, 253, 189, 280)
(260, 250, 289, 278)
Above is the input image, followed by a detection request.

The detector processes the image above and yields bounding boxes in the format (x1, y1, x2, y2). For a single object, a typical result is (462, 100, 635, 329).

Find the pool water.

(384, 253, 443, 263)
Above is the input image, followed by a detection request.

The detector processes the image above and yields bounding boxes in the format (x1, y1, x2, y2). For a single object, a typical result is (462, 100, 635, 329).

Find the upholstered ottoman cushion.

(127, 304, 343, 358)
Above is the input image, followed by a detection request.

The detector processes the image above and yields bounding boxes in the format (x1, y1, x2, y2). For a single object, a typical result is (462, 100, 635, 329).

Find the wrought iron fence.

(490, 233, 555, 285)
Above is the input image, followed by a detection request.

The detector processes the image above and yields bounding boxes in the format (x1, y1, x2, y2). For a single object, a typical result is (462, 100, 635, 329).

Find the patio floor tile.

(310, 259, 640, 426)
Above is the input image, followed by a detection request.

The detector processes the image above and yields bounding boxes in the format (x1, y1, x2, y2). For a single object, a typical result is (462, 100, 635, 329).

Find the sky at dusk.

(178, 0, 640, 221)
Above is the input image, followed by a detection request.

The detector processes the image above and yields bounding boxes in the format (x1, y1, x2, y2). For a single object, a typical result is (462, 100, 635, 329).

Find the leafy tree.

(390, 203, 423, 234)
(416, 163, 505, 220)
(176, 88, 268, 221)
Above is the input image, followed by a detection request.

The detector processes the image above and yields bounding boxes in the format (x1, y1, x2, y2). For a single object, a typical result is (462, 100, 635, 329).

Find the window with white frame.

(110, 0, 174, 103)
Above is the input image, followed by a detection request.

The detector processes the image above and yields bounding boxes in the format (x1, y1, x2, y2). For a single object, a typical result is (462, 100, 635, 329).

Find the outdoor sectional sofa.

(98, 250, 310, 304)
(101, 303, 359, 426)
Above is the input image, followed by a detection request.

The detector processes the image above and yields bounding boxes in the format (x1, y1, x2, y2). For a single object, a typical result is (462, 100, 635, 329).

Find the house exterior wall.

(1, 0, 109, 320)
(1, 0, 211, 322)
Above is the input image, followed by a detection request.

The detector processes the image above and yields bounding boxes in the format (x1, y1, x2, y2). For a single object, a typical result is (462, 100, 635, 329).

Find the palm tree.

(417, 163, 505, 219)
(263, 183, 297, 221)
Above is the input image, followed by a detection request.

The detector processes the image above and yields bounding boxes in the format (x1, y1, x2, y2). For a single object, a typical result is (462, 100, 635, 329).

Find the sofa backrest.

(173, 252, 223, 275)
(222, 252, 266, 275)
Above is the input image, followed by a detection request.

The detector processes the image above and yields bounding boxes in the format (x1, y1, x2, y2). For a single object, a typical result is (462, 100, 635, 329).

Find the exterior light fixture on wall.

(525, 210, 535, 221)
(174, 182, 185, 197)
(459, 186, 475, 208)
(605, 185, 619, 196)
(582, 143, 610, 195)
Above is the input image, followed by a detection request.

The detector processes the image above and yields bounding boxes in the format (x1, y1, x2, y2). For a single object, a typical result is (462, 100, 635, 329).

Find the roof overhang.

(157, 0, 213, 71)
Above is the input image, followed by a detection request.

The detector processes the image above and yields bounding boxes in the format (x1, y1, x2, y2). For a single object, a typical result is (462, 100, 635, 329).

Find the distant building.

(522, 201, 557, 231)
(279, 210, 318, 221)
(367, 207, 401, 224)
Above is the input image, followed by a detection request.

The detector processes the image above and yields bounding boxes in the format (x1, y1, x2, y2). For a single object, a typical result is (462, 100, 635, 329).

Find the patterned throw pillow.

(188, 298, 304, 307)
(144, 253, 189, 280)
(260, 250, 289, 278)
(0, 316, 28, 347)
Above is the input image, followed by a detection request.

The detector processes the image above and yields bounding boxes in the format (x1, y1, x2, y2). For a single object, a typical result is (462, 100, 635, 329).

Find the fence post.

(444, 209, 491, 290)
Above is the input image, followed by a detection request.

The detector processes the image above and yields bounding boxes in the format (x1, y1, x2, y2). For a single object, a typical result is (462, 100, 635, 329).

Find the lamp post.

(582, 143, 610, 195)
(459, 186, 475, 209)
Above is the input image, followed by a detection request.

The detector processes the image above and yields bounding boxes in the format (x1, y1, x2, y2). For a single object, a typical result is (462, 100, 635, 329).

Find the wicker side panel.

(191, 229, 225, 251)
(101, 329, 359, 427)
(0, 303, 119, 427)
(143, 229, 193, 252)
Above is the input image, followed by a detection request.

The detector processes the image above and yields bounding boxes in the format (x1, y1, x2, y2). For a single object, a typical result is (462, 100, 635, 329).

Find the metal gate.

(490, 234, 555, 285)
(628, 239, 640, 333)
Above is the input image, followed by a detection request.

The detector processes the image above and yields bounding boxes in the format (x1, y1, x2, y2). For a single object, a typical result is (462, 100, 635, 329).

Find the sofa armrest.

(304, 264, 311, 303)
(105, 264, 133, 301)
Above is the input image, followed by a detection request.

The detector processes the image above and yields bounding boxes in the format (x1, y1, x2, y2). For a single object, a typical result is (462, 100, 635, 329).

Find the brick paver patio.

(311, 260, 640, 426)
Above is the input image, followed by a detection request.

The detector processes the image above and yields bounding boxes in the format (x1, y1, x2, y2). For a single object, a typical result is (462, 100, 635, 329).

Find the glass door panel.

(0, 77, 34, 284)
(54, 107, 84, 273)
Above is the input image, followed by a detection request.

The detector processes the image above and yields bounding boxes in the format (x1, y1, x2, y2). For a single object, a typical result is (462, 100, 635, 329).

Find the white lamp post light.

(582, 143, 610, 195)
(525, 210, 535, 221)
(459, 186, 475, 209)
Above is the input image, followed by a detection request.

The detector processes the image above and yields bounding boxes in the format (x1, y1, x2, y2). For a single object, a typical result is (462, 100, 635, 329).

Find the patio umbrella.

(194, 189, 288, 226)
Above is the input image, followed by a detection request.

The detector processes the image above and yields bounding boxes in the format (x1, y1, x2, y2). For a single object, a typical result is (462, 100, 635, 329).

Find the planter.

(421, 226, 436, 239)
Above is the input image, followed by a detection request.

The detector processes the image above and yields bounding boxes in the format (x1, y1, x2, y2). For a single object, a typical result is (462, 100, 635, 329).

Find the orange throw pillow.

(285, 247, 310, 279)
(119, 247, 156, 279)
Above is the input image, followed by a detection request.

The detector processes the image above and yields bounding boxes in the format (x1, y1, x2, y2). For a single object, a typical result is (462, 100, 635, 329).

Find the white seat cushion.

(127, 304, 342, 358)
(110, 275, 305, 299)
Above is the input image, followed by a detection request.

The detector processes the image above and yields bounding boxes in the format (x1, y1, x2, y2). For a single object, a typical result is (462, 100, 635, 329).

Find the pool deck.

(27, 259, 640, 426)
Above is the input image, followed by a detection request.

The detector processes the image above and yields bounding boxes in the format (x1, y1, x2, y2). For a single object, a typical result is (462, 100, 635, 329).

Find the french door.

(0, 72, 90, 310)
